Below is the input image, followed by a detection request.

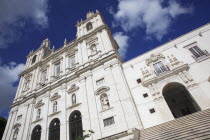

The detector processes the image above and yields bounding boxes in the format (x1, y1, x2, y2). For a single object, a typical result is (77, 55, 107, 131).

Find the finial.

(52, 46, 55, 52)
(96, 9, 99, 13)
(64, 38, 67, 46)
(77, 21, 79, 24)
(81, 19, 82, 22)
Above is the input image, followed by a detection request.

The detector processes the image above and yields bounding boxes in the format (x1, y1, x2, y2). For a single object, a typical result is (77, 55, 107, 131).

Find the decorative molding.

(48, 111, 61, 117)
(50, 93, 61, 101)
(13, 123, 21, 129)
(67, 103, 81, 110)
(86, 35, 98, 45)
(34, 100, 45, 108)
(32, 118, 43, 124)
(67, 84, 79, 93)
(95, 86, 110, 95)
(146, 53, 165, 66)
(40, 64, 49, 71)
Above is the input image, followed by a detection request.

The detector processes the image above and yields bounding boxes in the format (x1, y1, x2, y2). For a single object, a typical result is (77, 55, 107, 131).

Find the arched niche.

(49, 118, 60, 140)
(31, 125, 42, 140)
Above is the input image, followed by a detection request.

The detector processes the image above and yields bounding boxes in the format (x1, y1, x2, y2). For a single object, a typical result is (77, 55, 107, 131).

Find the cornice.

(76, 11, 101, 27)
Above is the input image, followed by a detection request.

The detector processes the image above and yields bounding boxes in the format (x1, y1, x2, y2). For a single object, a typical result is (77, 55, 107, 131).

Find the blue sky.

(0, 0, 210, 118)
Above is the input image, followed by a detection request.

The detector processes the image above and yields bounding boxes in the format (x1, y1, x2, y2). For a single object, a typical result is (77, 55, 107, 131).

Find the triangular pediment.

(67, 84, 79, 93)
(95, 86, 110, 95)
(35, 100, 45, 108)
(50, 93, 61, 101)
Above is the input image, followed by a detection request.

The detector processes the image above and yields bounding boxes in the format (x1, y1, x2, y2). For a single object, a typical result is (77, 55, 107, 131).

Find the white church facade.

(2, 11, 210, 140)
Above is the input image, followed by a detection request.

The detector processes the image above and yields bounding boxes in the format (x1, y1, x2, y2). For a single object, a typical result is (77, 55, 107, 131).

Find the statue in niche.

(100, 93, 110, 110)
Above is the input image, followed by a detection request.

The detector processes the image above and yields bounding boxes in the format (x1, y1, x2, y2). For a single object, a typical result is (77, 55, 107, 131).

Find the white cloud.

(110, 0, 192, 40)
(113, 32, 129, 59)
(0, 0, 49, 48)
(0, 61, 25, 115)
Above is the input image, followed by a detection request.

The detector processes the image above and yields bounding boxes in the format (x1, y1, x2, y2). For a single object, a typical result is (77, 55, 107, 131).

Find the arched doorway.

(69, 110, 83, 140)
(162, 82, 200, 118)
(31, 125, 41, 140)
(49, 118, 60, 140)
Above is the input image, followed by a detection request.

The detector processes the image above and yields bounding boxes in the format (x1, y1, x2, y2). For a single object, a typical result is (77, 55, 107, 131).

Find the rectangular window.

(69, 56, 75, 69)
(54, 63, 60, 76)
(153, 61, 169, 75)
(17, 115, 22, 121)
(103, 117, 115, 127)
(41, 71, 47, 82)
(96, 78, 105, 86)
(189, 45, 205, 58)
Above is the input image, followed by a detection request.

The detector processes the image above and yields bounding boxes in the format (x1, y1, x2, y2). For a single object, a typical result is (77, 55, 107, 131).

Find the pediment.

(95, 86, 110, 95)
(67, 84, 79, 93)
(13, 123, 21, 129)
(50, 93, 61, 101)
(146, 53, 165, 66)
(35, 100, 45, 108)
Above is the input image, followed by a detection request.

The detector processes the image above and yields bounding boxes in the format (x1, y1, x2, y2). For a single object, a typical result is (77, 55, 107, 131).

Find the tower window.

(96, 78, 105, 86)
(31, 55, 37, 64)
(54, 62, 61, 76)
(86, 22, 93, 31)
(36, 109, 41, 120)
(69, 56, 76, 69)
(72, 94, 76, 105)
(53, 101, 57, 113)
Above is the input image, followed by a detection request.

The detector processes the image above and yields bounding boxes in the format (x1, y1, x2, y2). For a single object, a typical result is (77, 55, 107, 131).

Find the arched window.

(162, 82, 200, 118)
(69, 111, 83, 140)
(100, 93, 110, 110)
(53, 101, 58, 113)
(13, 128, 19, 140)
(86, 22, 93, 31)
(32, 55, 37, 64)
(49, 118, 60, 140)
(90, 44, 97, 55)
(72, 94, 76, 105)
(31, 125, 42, 140)
(36, 109, 41, 120)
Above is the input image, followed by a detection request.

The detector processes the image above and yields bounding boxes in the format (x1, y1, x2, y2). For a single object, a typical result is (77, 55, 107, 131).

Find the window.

(17, 115, 22, 121)
(13, 128, 19, 140)
(103, 117, 115, 127)
(153, 61, 169, 75)
(96, 78, 104, 86)
(54, 63, 60, 76)
(137, 78, 141, 83)
(189, 45, 206, 58)
(150, 108, 155, 113)
(72, 94, 76, 105)
(69, 56, 75, 69)
(41, 70, 47, 83)
(143, 93, 148, 98)
(86, 22, 93, 31)
(32, 55, 37, 64)
(24, 79, 30, 91)
(100, 93, 110, 110)
(90, 44, 97, 55)
(53, 101, 57, 113)
(49, 118, 60, 140)
(36, 109, 41, 120)
(69, 111, 83, 140)
(31, 125, 41, 140)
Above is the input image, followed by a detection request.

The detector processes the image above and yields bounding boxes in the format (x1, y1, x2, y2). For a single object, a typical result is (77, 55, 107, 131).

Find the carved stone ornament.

(35, 100, 45, 108)
(86, 36, 98, 46)
(50, 93, 61, 101)
(67, 84, 79, 93)
(52, 56, 63, 64)
(95, 86, 110, 95)
(13, 123, 21, 129)
(146, 53, 165, 66)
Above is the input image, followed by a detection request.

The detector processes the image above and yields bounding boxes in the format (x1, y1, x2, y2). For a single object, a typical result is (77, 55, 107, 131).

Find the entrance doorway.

(162, 82, 200, 118)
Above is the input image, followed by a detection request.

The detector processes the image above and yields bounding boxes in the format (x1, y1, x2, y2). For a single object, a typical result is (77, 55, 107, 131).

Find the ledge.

(67, 103, 81, 110)
(32, 118, 43, 124)
(48, 111, 61, 117)
(99, 107, 113, 113)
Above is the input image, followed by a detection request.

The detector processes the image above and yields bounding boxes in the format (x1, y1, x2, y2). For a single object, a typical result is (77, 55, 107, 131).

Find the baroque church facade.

(2, 11, 210, 140)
